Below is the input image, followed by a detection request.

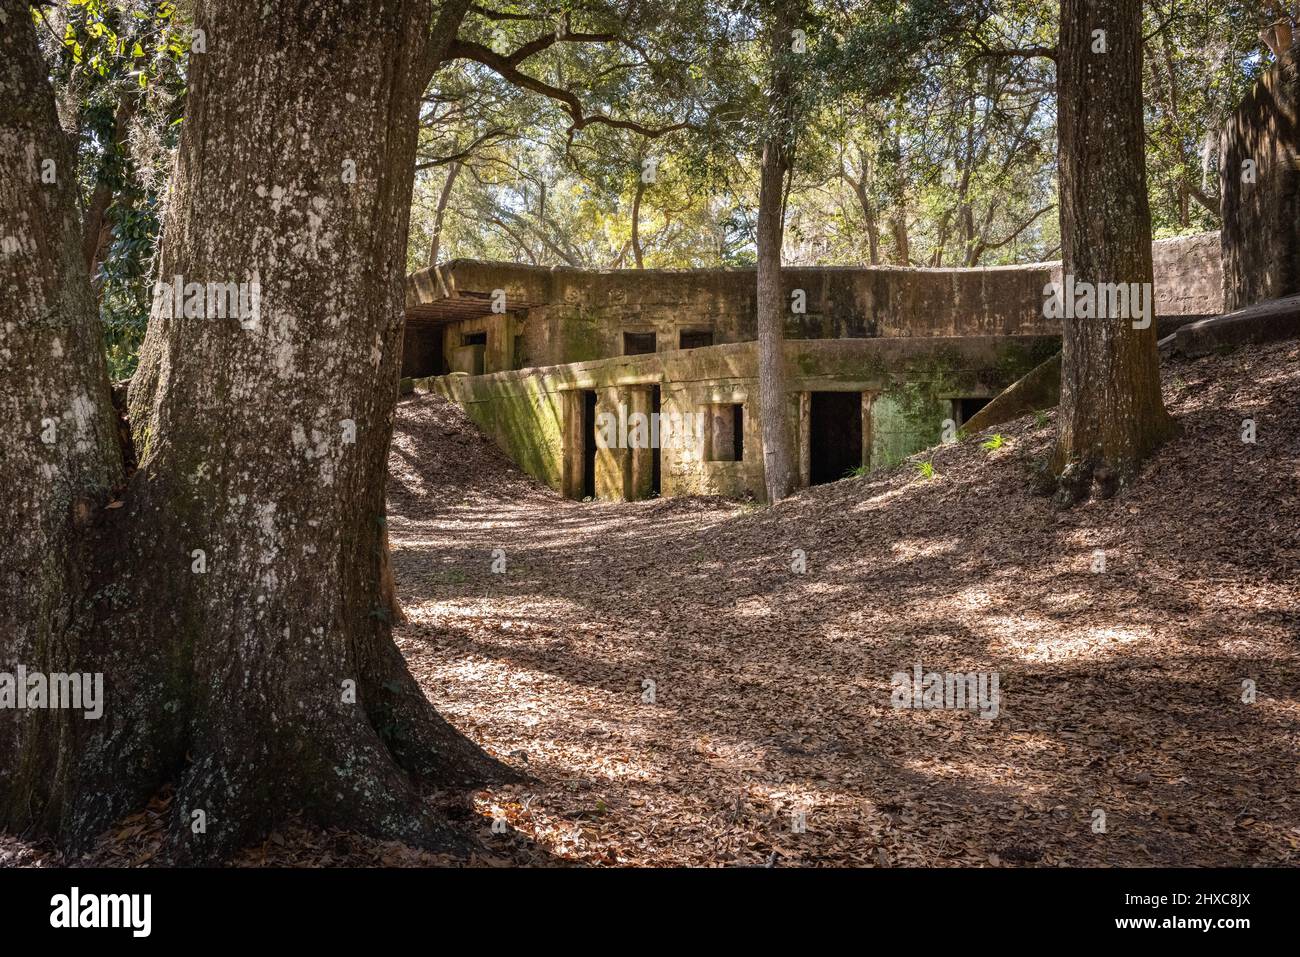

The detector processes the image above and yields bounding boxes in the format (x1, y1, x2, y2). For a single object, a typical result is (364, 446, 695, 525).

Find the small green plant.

(1033, 409, 1050, 429)
(845, 464, 871, 478)
(915, 459, 935, 480)
(981, 433, 1005, 452)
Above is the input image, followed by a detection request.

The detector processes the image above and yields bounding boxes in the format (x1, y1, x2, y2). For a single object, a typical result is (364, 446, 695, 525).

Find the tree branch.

(980, 203, 1056, 254)
(1187, 184, 1221, 220)
(415, 126, 517, 168)
(446, 38, 692, 137)
(968, 34, 1057, 62)
(501, 30, 619, 66)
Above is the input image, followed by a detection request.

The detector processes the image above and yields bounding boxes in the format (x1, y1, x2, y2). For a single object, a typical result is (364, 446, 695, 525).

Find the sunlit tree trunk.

(756, 0, 802, 503)
(427, 157, 460, 268)
(631, 172, 645, 268)
(1052, 0, 1175, 501)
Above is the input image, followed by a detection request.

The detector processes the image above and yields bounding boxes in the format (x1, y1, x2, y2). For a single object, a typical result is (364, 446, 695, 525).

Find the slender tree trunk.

(889, 124, 911, 265)
(1052, 0, 1175, 501)
(890, 210, 910, 265)
(4, 0, 505, 862)
(846, 158, 880, 265)
(756, 1, 801, 504)
(82, 95, 136, 295)
(427, 158, 460, 268)
(862, 200, 880, 265)
(631, 172, 645, 268)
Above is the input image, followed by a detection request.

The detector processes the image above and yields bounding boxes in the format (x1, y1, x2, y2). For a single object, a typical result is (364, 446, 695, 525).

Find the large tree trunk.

(4, 0, 505, 863)
(756, 1, 801, 503)
(1052, 0, 1175, 501)
(0, 0, 127, 837)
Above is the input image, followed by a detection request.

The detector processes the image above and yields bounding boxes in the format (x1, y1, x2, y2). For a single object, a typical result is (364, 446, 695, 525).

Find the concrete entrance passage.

(955, 397, 991, 427)
(809, 391, 863, 485)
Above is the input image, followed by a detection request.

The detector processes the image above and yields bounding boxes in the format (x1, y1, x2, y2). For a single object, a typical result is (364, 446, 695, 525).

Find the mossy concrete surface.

(418, 335, 1057, 501)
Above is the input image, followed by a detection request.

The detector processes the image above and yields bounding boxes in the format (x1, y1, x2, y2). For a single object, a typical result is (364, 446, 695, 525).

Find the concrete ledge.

(961, 352, 1061, 435)
(1162, 294, 1300, 358)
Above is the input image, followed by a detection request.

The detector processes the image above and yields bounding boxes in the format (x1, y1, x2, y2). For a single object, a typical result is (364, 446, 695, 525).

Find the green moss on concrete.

(558, 313, 607, 364)
(871, 377, 951, 469)
(869, 349, 962, 469)
(993, 337, 1059, 386)
(428, 333, 1061, 499)
(436, 374, 566, 490)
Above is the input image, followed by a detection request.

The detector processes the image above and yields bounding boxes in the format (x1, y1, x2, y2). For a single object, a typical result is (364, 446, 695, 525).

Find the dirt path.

(388, 341, 1300, 867)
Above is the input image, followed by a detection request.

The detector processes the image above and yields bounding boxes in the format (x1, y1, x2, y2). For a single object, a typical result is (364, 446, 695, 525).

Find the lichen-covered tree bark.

(756, 0, 802, 504)
(0, 0, 128, 837)
(2, 0, 503, 863)
(1052, 0, 1176, 500)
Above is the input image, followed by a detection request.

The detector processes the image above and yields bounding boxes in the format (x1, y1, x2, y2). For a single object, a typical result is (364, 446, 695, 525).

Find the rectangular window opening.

(623, 331, 656, 355)
(679, 330, 714, 350)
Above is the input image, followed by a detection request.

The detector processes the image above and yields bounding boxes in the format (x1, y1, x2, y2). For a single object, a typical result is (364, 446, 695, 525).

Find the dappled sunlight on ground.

(385, 341, 1300, 867)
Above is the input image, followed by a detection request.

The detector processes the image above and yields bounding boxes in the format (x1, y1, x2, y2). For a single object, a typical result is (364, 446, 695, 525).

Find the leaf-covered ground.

(384, 339, 1300, 867)
(5, 339, 1296, 867)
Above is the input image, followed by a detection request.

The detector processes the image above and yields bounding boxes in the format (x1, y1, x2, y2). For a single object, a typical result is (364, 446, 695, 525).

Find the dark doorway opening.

(956, 397, 991, 425)
(650, 386, 661, 496)
(731, 404, 744, 462)
(623, 331, 656, 355)
(400, 325, 443, 378)
(582, 390, 598, 499)
(809, 391, 862, 485)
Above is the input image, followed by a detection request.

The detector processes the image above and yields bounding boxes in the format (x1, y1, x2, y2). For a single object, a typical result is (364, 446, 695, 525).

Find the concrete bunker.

(406, 232, 1222, 503)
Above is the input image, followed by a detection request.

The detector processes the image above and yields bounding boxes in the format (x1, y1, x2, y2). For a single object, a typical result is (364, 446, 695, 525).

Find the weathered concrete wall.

(439, 311, 523, 375)
(1151, 232, 1223, 316)
(413, 261, 1062, 370)
(1220, 50, 1300, 310)
(402, 236, 1221, 497)
(419, 335, 1057, 501)
(405, 233, 1225, 375)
